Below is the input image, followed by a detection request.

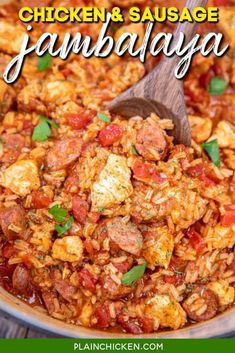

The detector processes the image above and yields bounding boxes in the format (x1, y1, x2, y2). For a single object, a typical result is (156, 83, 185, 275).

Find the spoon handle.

(174, 0, 209, 45)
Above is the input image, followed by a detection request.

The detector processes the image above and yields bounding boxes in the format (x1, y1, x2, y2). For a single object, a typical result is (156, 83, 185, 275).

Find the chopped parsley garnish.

(208, 76, 228, 96)
(98, 207, 105, 212)
(32, 116, 58, 142)
(121, 263, 147, 286)
(48, 205, 67, 223)
(37, 52, 52, 72)
(55, 216, 74, 236)
(49, 205, 73, 236)
(0, 136, 4, 144)
(166, 250, 172, 258)
(201, 139, 220, 167)
(131, 146, 139, 155)
(98, 112, 110, 123)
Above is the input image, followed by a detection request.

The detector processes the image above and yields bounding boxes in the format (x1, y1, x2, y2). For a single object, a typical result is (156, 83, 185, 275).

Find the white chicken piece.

(205, 224, 235, 250)
(145, 294, 186, 330)
(30, 222, 55, 253)
(0, 160, 40, 197)
(207, 280, 234, 307)
(188, 115, 212, 143)
(218, 7, 235, 52)
(52, 236, 83, 263)
(91, 154, 133, 209)
(79, 301, 93, 327)
(143, 227, 174, 268)
(210, 121, 235, 149)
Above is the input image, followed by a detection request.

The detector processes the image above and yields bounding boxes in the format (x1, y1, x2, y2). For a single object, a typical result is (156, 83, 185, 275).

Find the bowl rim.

(0, 287, 235, 338)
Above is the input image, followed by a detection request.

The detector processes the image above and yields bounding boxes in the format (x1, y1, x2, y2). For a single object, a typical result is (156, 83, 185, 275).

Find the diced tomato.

(31, 191, 52, 209)
(113, 261, 130, 274)
(66, 109, 96, 130)
(61, 68, 72, 78)
(98, 124, 123, 147)
(140, 316, 154, 334)
(2, 243, 16, 258)
(221, 205, 235, 227)
(93, 304, 111, 328)
(186, 228, 205, 253)
(72, 196, 89, 224)
(88, 212, 100, 223)
(79, 269, 98, 293)
(132, 160, 166, 184)
(199, 70, 214, 89)
(213, 0, 230, 6)
(164, 258, 185, 286)
(187, 163, 220, 187)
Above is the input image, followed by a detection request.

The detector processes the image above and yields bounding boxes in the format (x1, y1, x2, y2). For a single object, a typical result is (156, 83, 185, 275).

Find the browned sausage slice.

(183, 286, 219, 322)
(12, 265, 30, 293)
(136, 123, 168, 161)
(46, 138, 82, 171)
(101, 275, 133, 300)
(106, 217, 143, 255)
(0, 205, 26, 241)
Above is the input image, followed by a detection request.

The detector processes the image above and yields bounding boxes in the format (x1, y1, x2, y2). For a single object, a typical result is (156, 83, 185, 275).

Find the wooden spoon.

(108, 0, 208, 146)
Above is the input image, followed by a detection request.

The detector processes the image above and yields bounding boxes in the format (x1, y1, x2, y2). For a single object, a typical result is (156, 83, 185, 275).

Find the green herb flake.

(98, 112, 110, 123)
(98, 207, 105, 213)
(32, 116, 58, 142)
(208, 76, 228, 96)
(166, 250, 172, 258)
(121, 263, 147, 286)
(48, 205, 67, 223)
(55, 216, 74, 236)
(0, 136, 4, 144)
(131, 146, 139, 155)
(201, 139, 220, 167)
(37, 52, 52, 72)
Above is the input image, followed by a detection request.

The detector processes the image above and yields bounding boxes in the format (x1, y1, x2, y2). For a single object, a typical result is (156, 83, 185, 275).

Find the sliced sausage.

(183, 286, 219, 322)
(42, 290, 58, 315)
(136, 123, 168, 161)
(0, 134, 25, 166)
(12, 265, 30, 293)
(72, 196, 89, 224)
(46, 138, 82, 171)
(54, 279, 77, 302)
(0, 205, 26, 241)
(106, 217, 143, 255)
(101, 275, 133, 300)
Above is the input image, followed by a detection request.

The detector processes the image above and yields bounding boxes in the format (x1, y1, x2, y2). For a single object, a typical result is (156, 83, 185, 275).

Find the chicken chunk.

(91, 154, 133, 209)
(207, 280, 234, 307)
(143, 227, 174, 268)
(188, 115, 212, 143)
(52, 236, 83, 262)
(0, 160, 40, 196)
(218, 7, 235, 52)
(211, 121, 235, 149)
(145, 294, 186, 330)
(79, 301, 93, 327)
